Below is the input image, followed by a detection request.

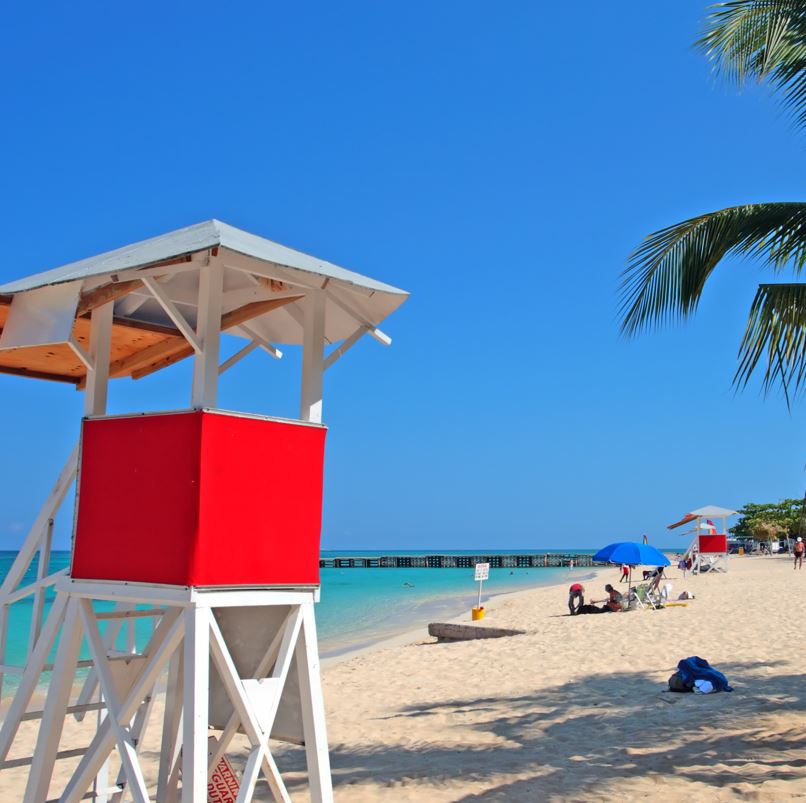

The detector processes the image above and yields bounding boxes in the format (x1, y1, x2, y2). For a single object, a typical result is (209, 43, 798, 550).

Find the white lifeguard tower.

(667, 504, 736, 574)
(0, 220, 408, 802)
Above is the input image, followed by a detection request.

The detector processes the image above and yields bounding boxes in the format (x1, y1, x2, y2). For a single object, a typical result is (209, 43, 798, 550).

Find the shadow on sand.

(272, 658, 806, 800)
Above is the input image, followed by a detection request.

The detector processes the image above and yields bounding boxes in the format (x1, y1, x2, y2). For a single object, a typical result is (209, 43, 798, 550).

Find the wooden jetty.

(319, 553, 597, 569)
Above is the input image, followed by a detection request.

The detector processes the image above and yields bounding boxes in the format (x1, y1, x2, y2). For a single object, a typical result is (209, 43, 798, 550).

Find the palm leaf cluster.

(698, 0, 806, 126)
(739, 282, 806, 403)
(621, 1, 806, 401)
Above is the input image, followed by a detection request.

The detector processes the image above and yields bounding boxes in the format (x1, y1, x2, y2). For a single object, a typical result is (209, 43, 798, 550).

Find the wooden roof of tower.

(0, 220, 408, 386)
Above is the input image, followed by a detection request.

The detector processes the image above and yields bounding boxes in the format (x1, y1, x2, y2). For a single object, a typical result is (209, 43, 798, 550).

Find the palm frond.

(697, 1, 806, 127)
(621, 202, 806, 335)
(736, 282, 806, 402)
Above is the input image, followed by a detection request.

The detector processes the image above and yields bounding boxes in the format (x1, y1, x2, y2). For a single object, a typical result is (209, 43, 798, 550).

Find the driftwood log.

(427, 623, 525, 643)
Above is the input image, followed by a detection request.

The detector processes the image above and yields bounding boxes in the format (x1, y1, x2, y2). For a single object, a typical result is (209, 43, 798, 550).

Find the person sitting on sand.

(577, 584, 623, 614)
(600, 583, 624, 611)
(568, 582, 585, 615)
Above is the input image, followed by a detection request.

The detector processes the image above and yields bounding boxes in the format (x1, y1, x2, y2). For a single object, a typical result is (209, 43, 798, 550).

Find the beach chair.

(629, 587, 645, 609)
(629, 584, 660, 610)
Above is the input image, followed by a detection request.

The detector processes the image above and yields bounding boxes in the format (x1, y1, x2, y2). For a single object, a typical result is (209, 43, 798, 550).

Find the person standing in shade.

(620, 564, 631, 583)
(568, 583, 585, 615)
(795, 537, 805, 570)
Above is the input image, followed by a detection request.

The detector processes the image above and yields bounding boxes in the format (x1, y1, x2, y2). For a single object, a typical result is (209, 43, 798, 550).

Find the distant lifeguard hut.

(667, 504, 736, 574)
(0, 220, 408, 802)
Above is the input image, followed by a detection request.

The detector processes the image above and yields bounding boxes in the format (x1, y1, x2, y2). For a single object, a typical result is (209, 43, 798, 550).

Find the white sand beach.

(2, 554, 805, 801)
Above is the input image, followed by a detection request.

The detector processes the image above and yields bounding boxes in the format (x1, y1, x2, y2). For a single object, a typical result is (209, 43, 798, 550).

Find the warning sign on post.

(474, 562, 490, 581)
(208, 736, 241, 803)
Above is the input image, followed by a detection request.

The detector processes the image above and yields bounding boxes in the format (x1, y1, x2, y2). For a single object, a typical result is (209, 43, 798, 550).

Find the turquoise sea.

(0, 550, 596, 683)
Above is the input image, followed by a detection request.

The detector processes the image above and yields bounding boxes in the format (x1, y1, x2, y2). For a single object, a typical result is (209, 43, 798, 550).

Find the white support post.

(84, 300, 114, 417)
(300, 290, 326, 424)
(27, 517, 54, 654)
(157, 649, 184, 803)
(219, 340, 260, 375)
(68, 336, 94, 372)
(78, 600, 150, 803)
(94, 691, 111, 803)
(61, 608, 185, 803)
(0, 446, 78, 598)
(0, 593, 68, 762)
(324, 325, 369, 371)
(0, 609, 8, 703)
(142, 277, 202, 353)
(237, 323, 283, 359)
(296, 599, 333, 803)
(23, 597, 84, 803)
(74, 604, 129, 717)
(109, 689, 156, 803)
(0, 445, 77, 699)
(326, 287, 392, 345)
(191, 261, 224, 408)
(182, 606, 210, 803)
(78, 300, 111, 803)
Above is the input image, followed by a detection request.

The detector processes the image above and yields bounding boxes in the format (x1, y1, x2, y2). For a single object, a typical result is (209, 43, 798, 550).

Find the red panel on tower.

(698, 534, 727, 554)
(71, 410, 326, 586)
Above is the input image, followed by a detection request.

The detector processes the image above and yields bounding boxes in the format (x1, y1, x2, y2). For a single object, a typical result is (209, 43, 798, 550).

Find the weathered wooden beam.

(128, 296, 301, 380)
(76, 279, 144, 317)
(111, 316, 182, 337)
(1, 256, 194, 327)
(73, 254, 197, 318)
(108, 335, 184, 378)
(221, 296, 302, 330)
(0, 365, 81, 384)
(130, 343, 195, 379)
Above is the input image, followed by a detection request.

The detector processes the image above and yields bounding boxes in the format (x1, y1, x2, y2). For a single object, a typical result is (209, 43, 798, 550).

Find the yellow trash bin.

(471, 606, 485, 621)
(738, 547, 745, 556)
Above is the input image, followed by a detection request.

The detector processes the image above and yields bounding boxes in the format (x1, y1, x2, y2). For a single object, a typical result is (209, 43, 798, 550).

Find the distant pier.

(319, 553, 597, 569)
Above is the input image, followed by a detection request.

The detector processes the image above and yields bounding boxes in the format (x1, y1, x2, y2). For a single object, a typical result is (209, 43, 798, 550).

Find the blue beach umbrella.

(593, 541, 670, 567)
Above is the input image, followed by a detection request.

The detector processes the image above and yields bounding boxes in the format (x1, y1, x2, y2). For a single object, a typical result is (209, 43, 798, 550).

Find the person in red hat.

(568, 583, 585, 615)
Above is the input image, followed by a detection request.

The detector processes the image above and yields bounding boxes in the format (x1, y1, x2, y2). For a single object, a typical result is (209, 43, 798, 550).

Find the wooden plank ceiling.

(0, 280, 300, 386)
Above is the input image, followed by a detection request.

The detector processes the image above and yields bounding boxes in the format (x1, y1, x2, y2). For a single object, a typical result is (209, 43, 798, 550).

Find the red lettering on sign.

(207, 756, 241, 803)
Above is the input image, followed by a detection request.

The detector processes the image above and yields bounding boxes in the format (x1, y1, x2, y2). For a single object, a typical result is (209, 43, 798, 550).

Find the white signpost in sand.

(474, 562, 490, 611)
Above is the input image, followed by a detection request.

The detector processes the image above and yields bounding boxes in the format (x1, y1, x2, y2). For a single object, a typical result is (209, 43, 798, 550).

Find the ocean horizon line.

(0, 545, 686, 556)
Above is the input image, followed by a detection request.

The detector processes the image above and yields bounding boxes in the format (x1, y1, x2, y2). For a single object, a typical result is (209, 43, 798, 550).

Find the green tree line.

(730, 499, 806, 541)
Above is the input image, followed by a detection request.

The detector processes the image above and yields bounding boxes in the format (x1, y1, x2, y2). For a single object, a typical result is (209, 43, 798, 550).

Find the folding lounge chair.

(631, 583, 662, 610)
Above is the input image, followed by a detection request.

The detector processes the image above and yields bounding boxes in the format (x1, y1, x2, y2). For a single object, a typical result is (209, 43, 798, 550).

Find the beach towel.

(677, 656, 733, 692)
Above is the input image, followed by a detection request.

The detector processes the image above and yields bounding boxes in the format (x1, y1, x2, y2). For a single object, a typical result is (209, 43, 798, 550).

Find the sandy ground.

(2, 555, 806, 801)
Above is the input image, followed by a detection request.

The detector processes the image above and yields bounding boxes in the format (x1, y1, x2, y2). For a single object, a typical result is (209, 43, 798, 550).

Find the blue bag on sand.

(677, 656, 733, 692)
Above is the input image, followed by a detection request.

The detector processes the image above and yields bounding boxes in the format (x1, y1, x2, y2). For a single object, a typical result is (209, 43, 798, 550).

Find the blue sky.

(1, 1, 805, 551)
